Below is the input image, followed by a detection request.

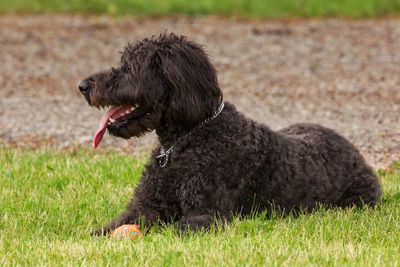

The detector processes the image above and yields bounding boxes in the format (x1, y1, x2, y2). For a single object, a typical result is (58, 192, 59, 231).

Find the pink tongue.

(93, 105, 132, 149)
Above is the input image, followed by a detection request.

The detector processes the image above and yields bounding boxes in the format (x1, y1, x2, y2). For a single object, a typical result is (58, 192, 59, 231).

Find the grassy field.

(1, 0, 400, 18)
(0, 147, 399, 266)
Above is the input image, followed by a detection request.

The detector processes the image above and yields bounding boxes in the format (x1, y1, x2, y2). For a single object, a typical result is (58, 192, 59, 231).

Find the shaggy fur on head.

(79, 33, 382, 234)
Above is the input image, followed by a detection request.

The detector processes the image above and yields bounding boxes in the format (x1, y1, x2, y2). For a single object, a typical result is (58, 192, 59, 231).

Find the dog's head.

(79, 33, 222, 148)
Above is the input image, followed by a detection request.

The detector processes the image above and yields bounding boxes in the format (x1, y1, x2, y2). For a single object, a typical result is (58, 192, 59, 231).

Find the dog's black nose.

(78, 80, 90, 94)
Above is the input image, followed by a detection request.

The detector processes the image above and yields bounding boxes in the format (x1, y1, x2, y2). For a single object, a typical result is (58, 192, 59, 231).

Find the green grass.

(1, 0, 400, 18)
(1, 147, 399, 266)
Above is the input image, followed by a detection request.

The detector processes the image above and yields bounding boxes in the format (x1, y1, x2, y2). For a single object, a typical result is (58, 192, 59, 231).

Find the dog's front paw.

(176, 214, 213, 233)
(176, 221, 196, 233)
(90, 226, 113, 237)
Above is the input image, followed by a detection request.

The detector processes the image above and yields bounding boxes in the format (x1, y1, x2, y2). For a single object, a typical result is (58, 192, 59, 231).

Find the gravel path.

(1, 15, 399, 168)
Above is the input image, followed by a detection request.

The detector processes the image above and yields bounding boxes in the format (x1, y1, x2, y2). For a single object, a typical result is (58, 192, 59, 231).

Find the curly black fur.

(79, 33, 382, 234)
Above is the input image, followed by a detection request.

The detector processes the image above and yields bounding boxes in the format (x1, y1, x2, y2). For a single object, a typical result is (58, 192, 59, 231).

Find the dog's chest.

(149, 149, 259, 199)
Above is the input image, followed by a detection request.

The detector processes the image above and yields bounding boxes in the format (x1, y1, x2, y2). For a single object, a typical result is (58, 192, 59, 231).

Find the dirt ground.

(0, 15, 399, 168)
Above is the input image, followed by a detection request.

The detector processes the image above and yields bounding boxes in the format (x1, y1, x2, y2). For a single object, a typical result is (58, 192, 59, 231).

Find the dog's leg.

(338, 173, 382, 208)
(176, 213, 217, 232)
(176, 174, 230, 232)
(91, 203, 160, 236)
(91, 212, 132, 236)
(91, 171, 173, 236)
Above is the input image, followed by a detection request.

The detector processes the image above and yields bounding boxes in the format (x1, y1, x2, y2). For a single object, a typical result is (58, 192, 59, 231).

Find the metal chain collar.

(156, 102, 225, 168)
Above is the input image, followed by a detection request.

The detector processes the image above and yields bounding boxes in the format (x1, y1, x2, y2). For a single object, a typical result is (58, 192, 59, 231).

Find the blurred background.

(0, 0, 399, 167)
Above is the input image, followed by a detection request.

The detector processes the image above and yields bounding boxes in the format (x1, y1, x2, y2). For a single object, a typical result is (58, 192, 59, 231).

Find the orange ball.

(111, 224, 142, 240)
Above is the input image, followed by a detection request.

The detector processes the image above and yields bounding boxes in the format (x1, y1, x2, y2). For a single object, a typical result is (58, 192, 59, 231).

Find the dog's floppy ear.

(159, 45, 222, 129)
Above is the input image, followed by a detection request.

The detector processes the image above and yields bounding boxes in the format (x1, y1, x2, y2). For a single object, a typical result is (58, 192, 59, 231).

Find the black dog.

(79, 33, 381, 234)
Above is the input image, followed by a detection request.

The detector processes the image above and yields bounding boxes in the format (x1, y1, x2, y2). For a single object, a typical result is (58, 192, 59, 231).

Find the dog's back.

(267, 123, 382, 210)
